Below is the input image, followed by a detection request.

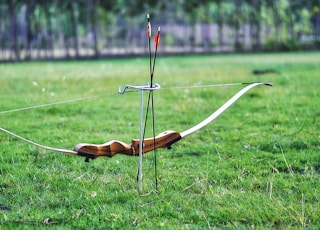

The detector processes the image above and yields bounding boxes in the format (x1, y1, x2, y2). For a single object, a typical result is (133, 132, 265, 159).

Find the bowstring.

(0, 83, 246, 115)
(0, 92, 119, 115)
(161, 82, 243, 90)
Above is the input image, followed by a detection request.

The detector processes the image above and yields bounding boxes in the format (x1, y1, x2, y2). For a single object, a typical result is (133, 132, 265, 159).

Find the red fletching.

(154, 33, 160, 48)
(146, 22, 151, 38)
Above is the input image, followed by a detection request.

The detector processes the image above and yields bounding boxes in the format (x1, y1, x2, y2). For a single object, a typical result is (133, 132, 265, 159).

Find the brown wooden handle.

(131, 130, 181, 153)
(73, 130, 181, 161)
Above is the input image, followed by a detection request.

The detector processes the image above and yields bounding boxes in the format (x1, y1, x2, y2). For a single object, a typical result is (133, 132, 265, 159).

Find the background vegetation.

(0, 52, 319, 228)
(1, 0, 320, 61)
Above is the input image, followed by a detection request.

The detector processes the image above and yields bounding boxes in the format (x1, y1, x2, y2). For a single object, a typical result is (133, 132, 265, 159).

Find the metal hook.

(118, 83, 161, 95)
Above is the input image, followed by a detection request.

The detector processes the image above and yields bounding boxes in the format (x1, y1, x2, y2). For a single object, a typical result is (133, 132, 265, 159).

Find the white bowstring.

(0, 83, 244, 115)
(161, 82, 243, 90)
(0, 92, 118, 115)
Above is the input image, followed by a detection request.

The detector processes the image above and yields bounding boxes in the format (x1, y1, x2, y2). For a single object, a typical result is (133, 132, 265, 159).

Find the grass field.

(0, 52, 319, 229)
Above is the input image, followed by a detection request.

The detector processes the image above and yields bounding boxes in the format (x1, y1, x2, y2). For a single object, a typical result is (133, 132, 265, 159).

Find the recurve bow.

(0, 82, 271, 162)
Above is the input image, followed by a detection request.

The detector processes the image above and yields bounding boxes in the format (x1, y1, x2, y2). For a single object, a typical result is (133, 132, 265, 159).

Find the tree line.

(0, 0, 319, 61)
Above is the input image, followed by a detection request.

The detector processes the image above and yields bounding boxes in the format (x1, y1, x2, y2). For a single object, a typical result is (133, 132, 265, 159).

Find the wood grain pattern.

(74, 130, 181, 161)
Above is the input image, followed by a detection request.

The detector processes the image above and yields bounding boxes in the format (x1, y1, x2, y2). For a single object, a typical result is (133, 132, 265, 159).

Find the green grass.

(0, 52, 319, 229)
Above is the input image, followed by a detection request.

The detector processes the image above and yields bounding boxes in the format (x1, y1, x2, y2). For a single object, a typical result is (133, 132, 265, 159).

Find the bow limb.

(0, 127, 77, 155)
(180, 82, 272, 138)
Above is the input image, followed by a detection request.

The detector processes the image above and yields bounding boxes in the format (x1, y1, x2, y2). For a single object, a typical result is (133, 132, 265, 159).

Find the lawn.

(0, 52, 319, 229)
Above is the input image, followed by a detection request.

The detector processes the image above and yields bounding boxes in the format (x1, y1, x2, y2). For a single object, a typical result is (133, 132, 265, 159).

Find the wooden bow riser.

(74, 130, 181, 161)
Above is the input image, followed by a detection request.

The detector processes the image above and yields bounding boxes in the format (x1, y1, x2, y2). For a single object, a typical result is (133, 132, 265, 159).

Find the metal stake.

(138, 88, 143, 192)
(118, 83, 160, 193)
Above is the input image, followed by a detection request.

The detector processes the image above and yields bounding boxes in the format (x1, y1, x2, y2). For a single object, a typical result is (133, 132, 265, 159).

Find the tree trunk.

(216, 1, 224, 49)
(42, 6, 54, 59)
(92, 0, 100, 57)
(8, 0, 20, 60)
(26, 0, 36, 60)
(69, 2, 79, 58)
(249, 0, 262, 51)
(272, 0, 282, 48)
(233, 0, 242, 51)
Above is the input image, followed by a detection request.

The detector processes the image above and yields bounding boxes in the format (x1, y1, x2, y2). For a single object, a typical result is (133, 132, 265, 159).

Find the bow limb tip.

(242, 82, 273, 87)
(263, 82, 273, 87)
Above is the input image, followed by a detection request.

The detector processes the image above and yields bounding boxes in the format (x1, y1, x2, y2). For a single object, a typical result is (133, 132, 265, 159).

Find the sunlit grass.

(0, 52, 319, 228)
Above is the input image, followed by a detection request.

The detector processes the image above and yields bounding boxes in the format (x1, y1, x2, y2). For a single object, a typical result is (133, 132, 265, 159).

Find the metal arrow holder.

(118, 83, 161, 192)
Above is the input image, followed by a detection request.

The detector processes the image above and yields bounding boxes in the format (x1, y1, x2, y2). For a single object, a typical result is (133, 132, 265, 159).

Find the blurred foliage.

(0, 0, 319, 61)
